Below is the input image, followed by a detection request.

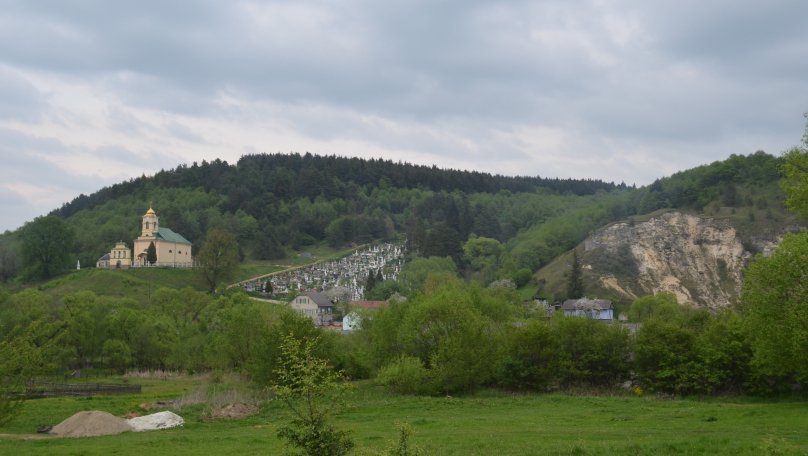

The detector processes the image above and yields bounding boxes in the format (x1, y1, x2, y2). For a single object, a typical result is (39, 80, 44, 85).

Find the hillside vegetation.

(533, 152, 800, 306)
(1, 151, 794, 298)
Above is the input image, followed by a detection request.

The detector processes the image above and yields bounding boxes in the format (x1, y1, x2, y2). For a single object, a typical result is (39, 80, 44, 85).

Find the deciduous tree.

(197, 228, 240, 293)
(781, 113, 808, 216)
(741, 232, 808, 385)
(20, 215, 75, 279)
(273, 335, 354, 456)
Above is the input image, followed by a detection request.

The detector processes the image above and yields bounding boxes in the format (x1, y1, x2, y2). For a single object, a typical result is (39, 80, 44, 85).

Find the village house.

(561, 298, 614, 320)
(291, 291, 335, 326)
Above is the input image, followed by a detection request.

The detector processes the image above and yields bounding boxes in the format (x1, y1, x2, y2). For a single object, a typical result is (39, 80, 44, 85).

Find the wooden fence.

(24, 382, 141, 398)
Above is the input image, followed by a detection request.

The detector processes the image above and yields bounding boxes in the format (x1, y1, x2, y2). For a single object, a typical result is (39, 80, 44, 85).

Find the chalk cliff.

(582, 212, 779, 308)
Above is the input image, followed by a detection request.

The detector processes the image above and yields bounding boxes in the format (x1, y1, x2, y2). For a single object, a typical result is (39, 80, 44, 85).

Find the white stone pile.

(128, 411, 184, 432)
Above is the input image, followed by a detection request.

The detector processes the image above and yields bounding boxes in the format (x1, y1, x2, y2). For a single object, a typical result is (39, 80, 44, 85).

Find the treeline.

(638, 151, 783, 213)
(0, 286, 322, 376)
(0, 268, 803, 397)
(53, 153, 627, 219)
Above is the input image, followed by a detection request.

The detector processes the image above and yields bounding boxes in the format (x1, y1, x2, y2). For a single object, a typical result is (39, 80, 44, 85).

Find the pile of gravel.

(50, 411, 133, 438)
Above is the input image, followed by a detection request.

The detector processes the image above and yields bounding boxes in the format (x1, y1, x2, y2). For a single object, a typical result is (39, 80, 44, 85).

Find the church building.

(132, 207, 194, 267)
(96, 241, 133, 269)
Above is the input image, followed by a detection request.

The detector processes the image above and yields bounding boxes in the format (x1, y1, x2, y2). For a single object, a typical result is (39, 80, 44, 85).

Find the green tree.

(551, 315, 631, 387)
(566, 250, 584, 299)
(398, 256, 457, 294)
(396, 281, 500, 394)
(780, 113, 808, 216)
(462, 235, 502, 270)
(272, 335, 354, 456)
(0, 237, 19, 282)
(741, 232, 808, 386)
(146, 241, 157, 265)
(740, 116, 808, 390)
(197, 228, 240, 293)
(0, 319, 64, 424)
(633, 320, 701, 394)
(628, 293, 683, 323)
(20, 215, 75, 279)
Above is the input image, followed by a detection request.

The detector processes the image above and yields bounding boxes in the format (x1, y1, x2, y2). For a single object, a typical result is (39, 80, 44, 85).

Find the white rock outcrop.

(584, 212, 751, 308)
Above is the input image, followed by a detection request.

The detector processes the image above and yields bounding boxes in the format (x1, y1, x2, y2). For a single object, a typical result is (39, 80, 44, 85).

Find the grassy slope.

(0, 377, 806, 455)
(35, 268, 206, 305)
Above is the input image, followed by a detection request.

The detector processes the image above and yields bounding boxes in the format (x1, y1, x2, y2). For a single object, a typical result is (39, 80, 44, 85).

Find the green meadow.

(1, 376, 805, 455)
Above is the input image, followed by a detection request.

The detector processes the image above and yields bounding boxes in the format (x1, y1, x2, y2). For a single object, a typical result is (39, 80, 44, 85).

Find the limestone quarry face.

(583, 212, 756, 309)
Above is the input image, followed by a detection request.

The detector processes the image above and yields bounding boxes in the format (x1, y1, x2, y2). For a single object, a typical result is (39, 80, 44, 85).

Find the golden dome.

(145, 207, 156, 216)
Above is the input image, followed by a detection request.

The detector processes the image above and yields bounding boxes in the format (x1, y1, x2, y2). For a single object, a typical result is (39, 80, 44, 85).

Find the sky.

(1, 1, 807, 232)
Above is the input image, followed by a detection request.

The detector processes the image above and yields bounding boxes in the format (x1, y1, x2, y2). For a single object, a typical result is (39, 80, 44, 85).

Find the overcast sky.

(1, 1, 807, 232)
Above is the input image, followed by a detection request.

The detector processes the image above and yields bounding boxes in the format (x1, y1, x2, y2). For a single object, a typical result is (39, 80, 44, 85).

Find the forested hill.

(54, 153, 626, 219)
(0, 151, 790, 288)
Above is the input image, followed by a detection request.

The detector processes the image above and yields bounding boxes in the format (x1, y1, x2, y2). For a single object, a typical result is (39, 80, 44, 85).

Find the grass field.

(1, 375, 806, 455)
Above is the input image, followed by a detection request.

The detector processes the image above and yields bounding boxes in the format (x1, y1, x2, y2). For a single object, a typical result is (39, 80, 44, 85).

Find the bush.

(496, 320, 561, 391)
(634, 321, 702, 394)
(376, 355, 434, 395)
(551, 316, 631, 387)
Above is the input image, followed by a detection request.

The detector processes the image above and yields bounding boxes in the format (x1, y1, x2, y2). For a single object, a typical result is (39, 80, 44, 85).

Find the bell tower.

(142, 206, 159, 237)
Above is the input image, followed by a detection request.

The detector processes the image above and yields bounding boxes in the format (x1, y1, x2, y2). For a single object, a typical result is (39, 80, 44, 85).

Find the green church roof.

(155, 227, 192, 245)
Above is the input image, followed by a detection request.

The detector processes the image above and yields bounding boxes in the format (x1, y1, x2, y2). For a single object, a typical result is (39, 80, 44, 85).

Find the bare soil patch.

(210, 403, 259, 420)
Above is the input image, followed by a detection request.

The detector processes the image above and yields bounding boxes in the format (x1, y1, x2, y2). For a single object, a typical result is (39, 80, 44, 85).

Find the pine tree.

(146, 241, 157, 266)
(566, 250, 584, 299)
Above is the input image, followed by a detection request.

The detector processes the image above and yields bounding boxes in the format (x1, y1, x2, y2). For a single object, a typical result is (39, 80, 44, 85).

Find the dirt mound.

(211, 403, 259, 420)
(50, 411, 133, 438)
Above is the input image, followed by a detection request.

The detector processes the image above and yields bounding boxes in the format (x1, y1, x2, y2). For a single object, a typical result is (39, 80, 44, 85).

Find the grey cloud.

(0, 0, 805, 226)
(0, 66, 49, 121)
(0, 128, 97, 192)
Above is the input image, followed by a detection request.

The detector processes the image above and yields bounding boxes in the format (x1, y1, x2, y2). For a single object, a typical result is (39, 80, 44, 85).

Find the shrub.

(496, 320, 561, 391)
(376, 355, 433, 395)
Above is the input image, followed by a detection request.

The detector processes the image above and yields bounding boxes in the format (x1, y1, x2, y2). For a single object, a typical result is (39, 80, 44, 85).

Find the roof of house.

(304, 291, 333, 308)
(350, 300, 388, 310)
(561, 298, 613, 311)
(155, 227, 192, 245)
(97, 253, 110, 262)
